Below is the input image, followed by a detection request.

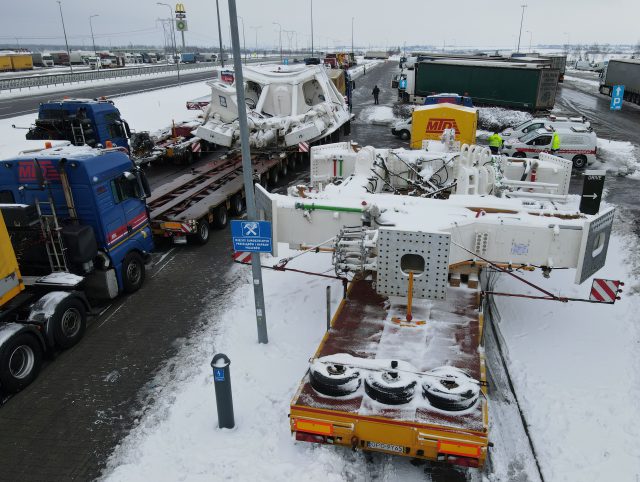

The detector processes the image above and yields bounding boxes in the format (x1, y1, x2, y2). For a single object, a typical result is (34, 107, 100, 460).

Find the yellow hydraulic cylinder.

(0, 211, 24, 307)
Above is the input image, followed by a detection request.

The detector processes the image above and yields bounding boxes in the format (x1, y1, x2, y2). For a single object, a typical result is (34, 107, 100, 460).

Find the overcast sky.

(3, 0, 639, 50)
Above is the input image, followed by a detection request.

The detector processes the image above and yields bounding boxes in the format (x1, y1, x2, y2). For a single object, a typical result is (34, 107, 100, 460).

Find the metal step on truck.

(251, 139, 617, 469)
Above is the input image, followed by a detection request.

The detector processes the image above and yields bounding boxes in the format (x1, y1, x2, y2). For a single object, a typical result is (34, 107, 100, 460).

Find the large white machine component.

(256, 142, 614, 300)
(195, 65, 350, 149)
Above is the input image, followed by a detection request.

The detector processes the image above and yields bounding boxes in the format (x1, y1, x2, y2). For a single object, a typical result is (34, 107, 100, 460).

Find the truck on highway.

(180, 53, 197, 64)
(399, 60, 559, 111)
(599, 59, 640, 106)
(364, 51, 389, 60)
(0, 205, 89, 394)
(0, 144, 154, 297)
(32, 52, 55, 67)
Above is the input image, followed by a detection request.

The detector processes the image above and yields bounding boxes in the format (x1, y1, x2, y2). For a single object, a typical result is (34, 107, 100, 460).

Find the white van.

(391, 118, 412, 140)
(501, 115, 590, 140)
(502, 125, 597, 168)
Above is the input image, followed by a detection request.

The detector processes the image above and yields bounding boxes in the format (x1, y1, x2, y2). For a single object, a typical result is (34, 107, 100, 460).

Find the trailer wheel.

(230, 194, 244, 216)
(269, 168, 279, 186)
(184, 149, 194, 165)
(422, 366, 480, 412)
(309, 359, 361, 397)
(364, 369, 417, 405)
(212, 204, 228, 229)
(190, 220, 210, 245)
(122, 252, 146, 294)
(51, 297, 87, 349)
(0, 333, 43, 393)
(280, 162, 288, 177)
(572, 155, 587, 169)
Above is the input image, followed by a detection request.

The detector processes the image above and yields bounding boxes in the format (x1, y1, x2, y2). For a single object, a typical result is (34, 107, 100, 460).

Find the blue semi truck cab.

(0, 143, 153, 299)
(26, 98, 131, 151)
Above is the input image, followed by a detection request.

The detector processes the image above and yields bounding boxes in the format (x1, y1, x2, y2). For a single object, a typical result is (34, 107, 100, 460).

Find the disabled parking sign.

(610, 85, 624, 111)
(231, 220, 272, 253)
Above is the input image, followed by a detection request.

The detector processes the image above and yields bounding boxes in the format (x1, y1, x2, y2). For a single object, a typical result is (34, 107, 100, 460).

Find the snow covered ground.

(102, 250, 429, 481)
(493, 228, 640, 482)
(358, 105, 396, 125)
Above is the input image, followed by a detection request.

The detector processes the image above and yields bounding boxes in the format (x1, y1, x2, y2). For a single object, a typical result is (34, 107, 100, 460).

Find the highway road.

(0, 69, 216, 120)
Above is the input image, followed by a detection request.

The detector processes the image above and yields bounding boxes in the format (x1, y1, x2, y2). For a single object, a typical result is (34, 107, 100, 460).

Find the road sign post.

(579, 170, 605, 215)
(610, 84, 624, 111)
(228, 0, 269, 344)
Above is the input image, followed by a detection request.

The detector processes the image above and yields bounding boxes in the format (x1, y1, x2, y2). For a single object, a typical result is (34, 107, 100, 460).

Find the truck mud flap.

(575, 207, 615, 284)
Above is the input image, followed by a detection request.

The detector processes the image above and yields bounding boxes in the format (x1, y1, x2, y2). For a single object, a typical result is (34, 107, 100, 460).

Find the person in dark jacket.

(372, 85, 380, 105)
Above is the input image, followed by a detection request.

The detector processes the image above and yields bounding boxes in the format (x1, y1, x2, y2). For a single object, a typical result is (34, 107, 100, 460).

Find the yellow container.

(0, 55, 12, 72)
(10, 54, 33, 71)
(328, 69, 346, 95)
(410, 103, 478, 149)
(0, 212, 24, 307)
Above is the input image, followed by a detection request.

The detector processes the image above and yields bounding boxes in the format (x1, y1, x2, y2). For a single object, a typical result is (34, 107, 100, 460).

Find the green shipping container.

(415, 61, 559, 111)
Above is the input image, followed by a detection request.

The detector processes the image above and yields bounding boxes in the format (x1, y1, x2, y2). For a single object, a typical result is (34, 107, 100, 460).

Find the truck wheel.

(0, 333, 43, 393)
(212, 204, 228, 229)
(122, 252, 145, 294)
(422, 366, 480, 412)
(184, 149, 194, 165)
(230, 194, 244, 216)
(280, 162, 288, 177)
(572, 155, 587, 169)
(400, 130, 410, 141)
(51, 297, 87, 349)
(190, 220, 210, 245)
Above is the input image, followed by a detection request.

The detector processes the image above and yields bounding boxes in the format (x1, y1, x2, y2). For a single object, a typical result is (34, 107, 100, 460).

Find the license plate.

(366, 441, 404, 453)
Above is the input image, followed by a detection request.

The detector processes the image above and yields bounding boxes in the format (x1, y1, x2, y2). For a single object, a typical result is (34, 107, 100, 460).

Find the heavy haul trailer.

(290, 281, 488, 467)
(147, 151, 292, 244)
(255, 140, 617, 469)
(404, 60, 559, 111)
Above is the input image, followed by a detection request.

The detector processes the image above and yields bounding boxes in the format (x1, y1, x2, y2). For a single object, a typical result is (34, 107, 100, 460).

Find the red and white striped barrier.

(232, 251, 252, 265)
(298, 141, 310, 153)
(589, 278, 621, 303)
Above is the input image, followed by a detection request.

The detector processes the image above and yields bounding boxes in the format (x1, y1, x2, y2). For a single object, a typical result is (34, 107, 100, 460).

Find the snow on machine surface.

(195, 64, 351, 149)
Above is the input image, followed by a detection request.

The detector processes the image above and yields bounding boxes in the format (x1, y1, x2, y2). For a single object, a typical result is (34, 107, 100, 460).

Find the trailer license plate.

(366, 441, 403, 453)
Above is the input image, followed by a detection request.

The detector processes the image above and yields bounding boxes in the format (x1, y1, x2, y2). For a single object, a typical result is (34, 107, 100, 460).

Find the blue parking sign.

(231, 220, 272, 253)
(610, 85, 624, 111)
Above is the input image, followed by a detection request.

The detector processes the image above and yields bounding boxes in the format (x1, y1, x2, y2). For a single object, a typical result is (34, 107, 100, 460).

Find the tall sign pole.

(310, 0, 314, 57)
(216, 0, 225, 67)
(517, 4, 527, 53)
(228, 0, 268, 344)
(175, 3, 187, 51)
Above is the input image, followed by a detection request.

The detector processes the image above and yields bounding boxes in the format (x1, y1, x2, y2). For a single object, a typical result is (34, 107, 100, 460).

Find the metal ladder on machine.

(35, 199, 68, 273)
(70, 120, 86, 146)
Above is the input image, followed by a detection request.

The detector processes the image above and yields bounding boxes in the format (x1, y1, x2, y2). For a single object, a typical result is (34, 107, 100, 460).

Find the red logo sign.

(18, 160, 60, 183)
(425, 118, 460, 134)
(220, 70, 234, 84)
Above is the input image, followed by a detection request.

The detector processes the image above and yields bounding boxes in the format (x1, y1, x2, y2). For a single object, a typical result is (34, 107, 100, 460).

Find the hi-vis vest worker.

(552, 132, 561, 151)
(488, 133, 503, 147)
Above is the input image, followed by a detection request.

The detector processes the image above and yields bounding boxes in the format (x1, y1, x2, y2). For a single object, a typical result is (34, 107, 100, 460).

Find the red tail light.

(295, 432, 327, 444)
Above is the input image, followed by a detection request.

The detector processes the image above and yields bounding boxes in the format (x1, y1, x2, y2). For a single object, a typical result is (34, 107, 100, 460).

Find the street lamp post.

(517, 4, 527, 53)
(527, 30, 533, 53)
(273, 22, 282, 63)
(227, 0, 269, 344)
(215, 0, 225, 67)
(351, 17, 354, 57)
(157, 2, 180, 81)
(56, 1, 73, 73)
(237, 15, 247, 64)
(310, 0, 314, 58)
(89, 14, 99, 60)
(250, 26, 262, 58)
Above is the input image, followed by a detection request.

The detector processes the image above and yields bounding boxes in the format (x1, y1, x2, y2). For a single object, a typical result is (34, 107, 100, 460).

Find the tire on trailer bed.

(309, 358, 361, 397)
(364, 365, 417, 405)
(422, 366, 480, 412)
(122, 251, 146, 294)
(0, 332, 43, 393)
(51, 296, 87, 349)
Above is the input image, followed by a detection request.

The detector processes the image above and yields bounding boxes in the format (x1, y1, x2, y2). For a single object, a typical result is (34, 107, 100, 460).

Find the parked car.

(501, 115, 590, 140)
(502, 125, 597, 168)
(391, 118, 412, 140)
